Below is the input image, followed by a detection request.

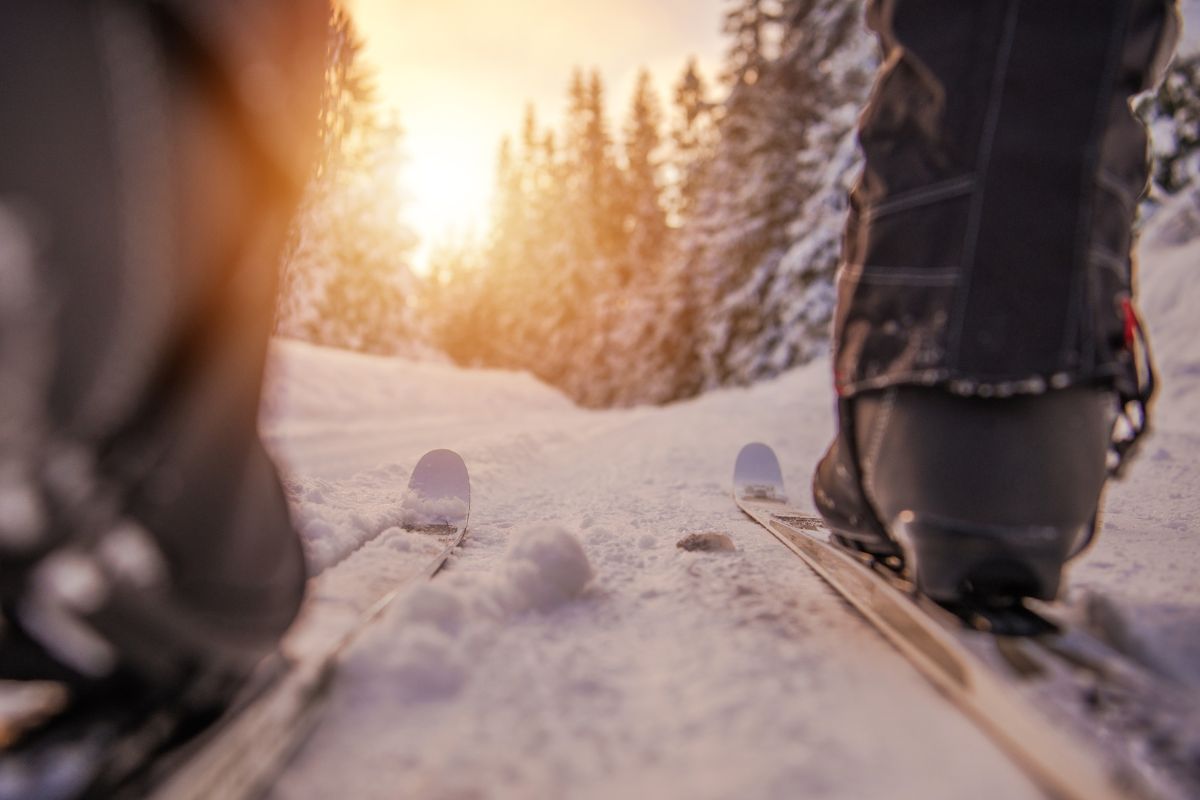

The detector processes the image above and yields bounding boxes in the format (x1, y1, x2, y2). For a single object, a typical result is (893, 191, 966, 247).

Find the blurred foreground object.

(0, 0, 326, 742)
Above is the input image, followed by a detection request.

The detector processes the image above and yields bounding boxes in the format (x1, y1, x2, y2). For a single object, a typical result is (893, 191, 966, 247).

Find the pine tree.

(744, 0, 874, 377)
(667, 58, 717, 222)
(721, 0, 779, 87)
(622, 70, 668, 276)
(1142, 53, 1200, 200)
(561, 68, 596, 263)
(527, 126, 576, 384)
(484, 134, 524, 366)
(682, 31, 795, 383)
(277, 7, 420, 356)
(578, 71, 625, 270)
(314, 6, 381, 181)
(306, 116, 418, 354)
(488, 130, 537, 296)
(678, 0, 873, 389)
(424, 236, 486, 365)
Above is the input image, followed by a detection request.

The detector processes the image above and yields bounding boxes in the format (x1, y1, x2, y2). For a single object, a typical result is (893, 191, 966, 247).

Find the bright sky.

(344, 0, 726, 271)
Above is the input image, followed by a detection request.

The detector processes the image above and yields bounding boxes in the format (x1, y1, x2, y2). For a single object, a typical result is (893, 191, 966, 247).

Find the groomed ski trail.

(259, 209, 1200, 800)
(258, 335, 1191, 800)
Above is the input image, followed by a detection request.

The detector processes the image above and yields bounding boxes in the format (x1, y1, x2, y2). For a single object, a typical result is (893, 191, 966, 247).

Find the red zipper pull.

(1121, 296, 1137, 351)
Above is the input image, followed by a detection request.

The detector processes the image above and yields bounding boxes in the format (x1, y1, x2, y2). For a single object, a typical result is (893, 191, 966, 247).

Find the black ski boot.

(813, 386, 1115, 602)
(0, 2, 321, 792)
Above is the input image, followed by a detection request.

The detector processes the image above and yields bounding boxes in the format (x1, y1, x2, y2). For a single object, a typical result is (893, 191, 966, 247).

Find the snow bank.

(1136, 191, 1200, 433)
(284, 463, 418, 572)
(263, 340, 574, 472)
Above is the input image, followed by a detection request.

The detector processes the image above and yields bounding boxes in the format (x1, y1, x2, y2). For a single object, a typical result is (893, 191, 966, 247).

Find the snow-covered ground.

(260, 221, 1200, 798)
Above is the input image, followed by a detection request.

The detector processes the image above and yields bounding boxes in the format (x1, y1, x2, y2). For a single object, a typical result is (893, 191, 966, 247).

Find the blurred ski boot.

(813, 386, 1116, 602)
(0, 0, 321, 729)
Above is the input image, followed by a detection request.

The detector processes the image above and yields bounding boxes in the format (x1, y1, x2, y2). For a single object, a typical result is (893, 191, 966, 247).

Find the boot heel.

(894, 512, 1085, 602)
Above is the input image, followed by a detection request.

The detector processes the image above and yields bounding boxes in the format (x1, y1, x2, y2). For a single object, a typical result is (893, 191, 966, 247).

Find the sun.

(399, 123, 492, 275)
(344, 0, 726, 276)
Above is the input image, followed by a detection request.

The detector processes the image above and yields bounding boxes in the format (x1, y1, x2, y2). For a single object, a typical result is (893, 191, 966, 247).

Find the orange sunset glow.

(343, 0, 725, 269)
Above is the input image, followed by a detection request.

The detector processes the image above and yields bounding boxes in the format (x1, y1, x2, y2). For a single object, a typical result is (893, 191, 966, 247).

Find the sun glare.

(344, 0, 724, 277)
(402, 128, 491, 274)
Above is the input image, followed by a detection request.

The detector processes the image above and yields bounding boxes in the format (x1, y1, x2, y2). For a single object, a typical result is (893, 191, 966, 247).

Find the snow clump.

(492, 525, 594, 614)
(399, 490, 468, 529)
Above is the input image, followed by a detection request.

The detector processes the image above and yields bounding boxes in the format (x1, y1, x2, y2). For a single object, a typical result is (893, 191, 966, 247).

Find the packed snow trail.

(258, 222, 1200, 799)
(261, 350, 1031, 799)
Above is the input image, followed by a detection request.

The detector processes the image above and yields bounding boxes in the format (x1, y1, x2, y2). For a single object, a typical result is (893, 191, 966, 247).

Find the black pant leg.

(834, 0, 1178, 398)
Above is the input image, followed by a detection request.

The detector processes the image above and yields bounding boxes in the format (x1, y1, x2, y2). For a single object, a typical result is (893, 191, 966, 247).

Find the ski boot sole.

(893, 511, 1084, 602)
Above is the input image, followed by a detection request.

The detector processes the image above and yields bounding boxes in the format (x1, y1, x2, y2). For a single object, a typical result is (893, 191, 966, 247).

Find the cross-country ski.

(735, 441, 1199, 800)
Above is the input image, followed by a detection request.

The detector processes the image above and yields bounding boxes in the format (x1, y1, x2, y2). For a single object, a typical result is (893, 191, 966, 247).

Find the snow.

(341, 536, 588, 712)
(1181, 0, 1200, 57)
(400, 492, 468, 531)
(261, 221, 1199, 798)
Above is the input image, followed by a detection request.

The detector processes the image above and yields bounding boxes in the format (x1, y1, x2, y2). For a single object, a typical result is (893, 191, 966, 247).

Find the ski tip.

(736, 442, 775, 459)
(408, 449, 471, 510)
(733, 442, 788, 504)
(414, 448, 467, 470)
